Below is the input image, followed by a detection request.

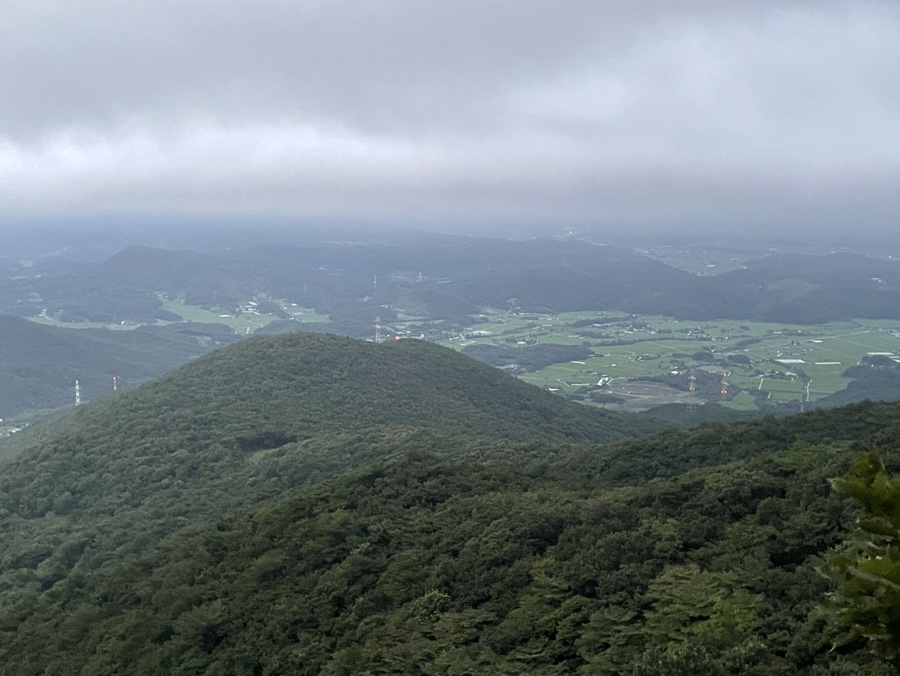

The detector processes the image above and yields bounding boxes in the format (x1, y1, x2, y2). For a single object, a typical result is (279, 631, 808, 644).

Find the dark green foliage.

(816, 360, 900, 408)
(98, 332, 658, 447)
(567, 401, 900, 487)
(640, 402, 762, 428)
(0, 443, 886, 674)
(824, 453, 900, 667)
(4, 332, 900, 672)
(0, 333, 660, 623)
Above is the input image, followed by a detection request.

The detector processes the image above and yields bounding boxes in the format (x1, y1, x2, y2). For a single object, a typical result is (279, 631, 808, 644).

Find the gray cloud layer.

(2, 0, 898, 232)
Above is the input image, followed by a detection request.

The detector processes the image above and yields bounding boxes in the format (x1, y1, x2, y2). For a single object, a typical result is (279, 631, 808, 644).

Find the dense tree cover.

(0, 406, 79, 461)
(0, 334, 660, 615)
(2, 445, 896, 674)
(566, 400, 900, 487)
(87, 333, 660, 447)
(824, 453, 900, 667)
(3, 333, 900, 672)
(639, 402, 762, 428)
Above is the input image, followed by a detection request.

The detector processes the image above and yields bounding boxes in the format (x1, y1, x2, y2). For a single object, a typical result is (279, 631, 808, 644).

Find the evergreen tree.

(826, 452, 900, 667)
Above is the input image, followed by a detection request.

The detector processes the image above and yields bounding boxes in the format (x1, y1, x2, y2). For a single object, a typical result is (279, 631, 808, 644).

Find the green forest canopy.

(0, 333, 899, 673)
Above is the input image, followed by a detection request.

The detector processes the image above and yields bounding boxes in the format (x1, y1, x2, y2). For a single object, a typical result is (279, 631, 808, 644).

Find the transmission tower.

(75, 380, 81, 407)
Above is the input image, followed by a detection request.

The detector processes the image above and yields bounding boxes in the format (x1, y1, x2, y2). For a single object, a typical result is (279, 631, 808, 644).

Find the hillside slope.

(2, 334, 900, 672)
(0, 333, 661, 612)
(61, 331, 663, 448)
(0, 315, 238, 420)
(5, 430, 899, 674)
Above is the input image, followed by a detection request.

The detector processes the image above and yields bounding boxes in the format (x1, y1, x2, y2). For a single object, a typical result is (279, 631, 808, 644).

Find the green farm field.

(29, 297, 329, 335)
(159, 297, 329, 335)
(437, 310, 900, 412)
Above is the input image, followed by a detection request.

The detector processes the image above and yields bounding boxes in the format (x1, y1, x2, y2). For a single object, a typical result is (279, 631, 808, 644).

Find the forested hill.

(4, 332, 900, 672)
(0, 333, 660, 617)
(55, 331, 663, 448)
(0, 314, 238, 420)
(7, 407, 900, 673)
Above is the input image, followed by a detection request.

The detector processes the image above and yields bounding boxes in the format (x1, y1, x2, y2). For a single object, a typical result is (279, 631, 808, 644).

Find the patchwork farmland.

(432, 310, 900, 412)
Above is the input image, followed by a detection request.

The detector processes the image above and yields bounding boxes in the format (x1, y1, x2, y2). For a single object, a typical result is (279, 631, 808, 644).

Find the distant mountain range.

(4, 233, 900, 422)
(4, 235, 900, 333)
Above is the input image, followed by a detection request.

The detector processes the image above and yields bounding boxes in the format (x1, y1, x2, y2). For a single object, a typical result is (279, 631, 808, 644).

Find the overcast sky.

(1, 0, 898, 235)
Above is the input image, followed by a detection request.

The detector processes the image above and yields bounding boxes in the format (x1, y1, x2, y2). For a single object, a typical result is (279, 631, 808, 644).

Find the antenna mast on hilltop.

(112, 375, 118, 391)
(374, 316, 382, 343)
(75, 380, 81, 407)
(686, 372, 698, 416)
